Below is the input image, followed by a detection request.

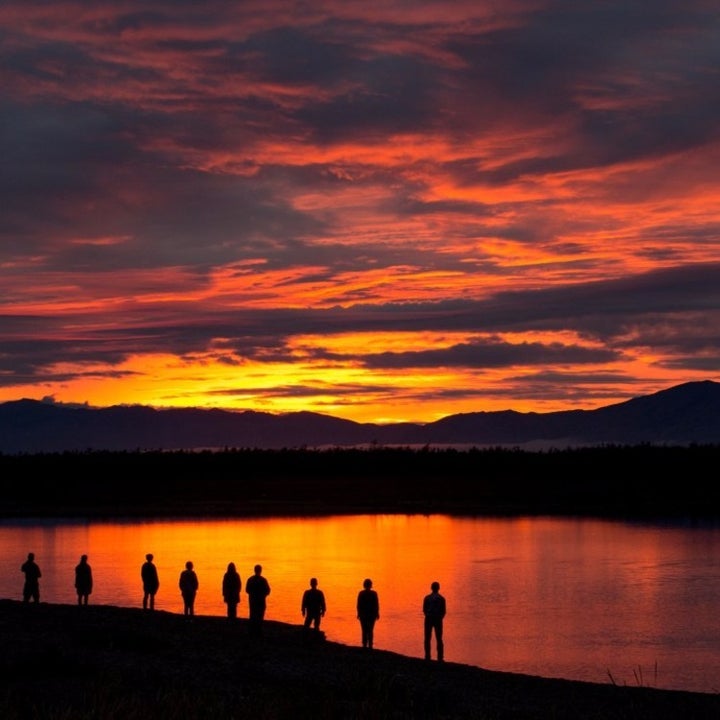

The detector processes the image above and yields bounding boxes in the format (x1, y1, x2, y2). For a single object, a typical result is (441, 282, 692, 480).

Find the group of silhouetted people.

(20, 551, 447, 660)
(353, 577, 446, 660)
(20, 551, 94, 607)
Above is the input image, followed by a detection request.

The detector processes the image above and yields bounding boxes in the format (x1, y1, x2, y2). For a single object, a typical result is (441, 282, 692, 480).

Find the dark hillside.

(1, 380, 719, 452)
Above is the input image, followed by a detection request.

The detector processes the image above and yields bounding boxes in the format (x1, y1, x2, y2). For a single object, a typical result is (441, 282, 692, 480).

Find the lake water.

(2, 514, 719, 695)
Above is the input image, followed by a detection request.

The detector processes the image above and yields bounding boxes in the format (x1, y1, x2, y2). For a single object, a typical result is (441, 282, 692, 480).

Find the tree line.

(1, 444, 719, 520)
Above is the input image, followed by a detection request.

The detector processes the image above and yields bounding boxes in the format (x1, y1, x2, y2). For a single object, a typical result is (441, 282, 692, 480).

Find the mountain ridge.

(1, 380, 719, 454)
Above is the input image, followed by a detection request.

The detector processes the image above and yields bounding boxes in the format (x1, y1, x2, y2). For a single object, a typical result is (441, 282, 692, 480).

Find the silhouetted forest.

(2, 444, 719, 520)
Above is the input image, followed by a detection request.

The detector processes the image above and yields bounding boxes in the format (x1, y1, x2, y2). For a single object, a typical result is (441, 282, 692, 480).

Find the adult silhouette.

(222, 562, 242, 619)
(423, 580, 447, 661)
(141, 553, 160, 610)
(179, 560, 199, 617)
(301, 577, 326, 633)
(356, 578, 379, 649)
(74, 554, 93, 606)
(20, 552, 41, 603)
(245, 564, 271, 636)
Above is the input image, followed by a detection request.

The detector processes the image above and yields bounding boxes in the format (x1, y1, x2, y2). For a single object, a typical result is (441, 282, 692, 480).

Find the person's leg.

(424, 617, 433, 659)
(436, 619, 444, 661)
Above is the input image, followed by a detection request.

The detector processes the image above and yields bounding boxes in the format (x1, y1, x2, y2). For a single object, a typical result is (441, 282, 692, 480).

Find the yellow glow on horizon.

(0, 324, 710, 425)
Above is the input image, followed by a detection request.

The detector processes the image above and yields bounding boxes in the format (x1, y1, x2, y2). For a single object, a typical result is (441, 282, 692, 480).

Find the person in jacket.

(21, 552, 42, 603)
(179, 560, 199, 617)
(356, 578, 379, 649)
(245, 564, 271, 636)
(422, 580, 447, 661)
(74, 554, 93, 606)
(301, 577, 326, 633)
(141, 553, 160, 610)
(222, 562, 242, 619)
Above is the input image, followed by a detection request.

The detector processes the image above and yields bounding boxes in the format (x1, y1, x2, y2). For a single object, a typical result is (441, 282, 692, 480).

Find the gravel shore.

(2, 599, 719, 719)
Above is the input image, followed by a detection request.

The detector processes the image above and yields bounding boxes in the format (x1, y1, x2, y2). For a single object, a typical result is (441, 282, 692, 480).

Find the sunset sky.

(2, 1, 720, 424)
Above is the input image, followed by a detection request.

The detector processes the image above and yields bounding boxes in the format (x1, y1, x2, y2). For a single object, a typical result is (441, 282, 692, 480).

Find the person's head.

(310, 577, 318, 587)
(186, 560, 193, 570)
(27, 552, 34, 561)
(228, 562, 236, 572)
(254, 564, 262, 574)
(363, 578, 372, 589)
(146, 553, 153, 562)
(81, 554, 88, 563)
(431, 581, 440, 592)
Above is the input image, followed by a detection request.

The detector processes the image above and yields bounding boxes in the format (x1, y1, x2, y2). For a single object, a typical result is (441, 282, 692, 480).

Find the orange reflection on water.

(2, 515, 720, 693)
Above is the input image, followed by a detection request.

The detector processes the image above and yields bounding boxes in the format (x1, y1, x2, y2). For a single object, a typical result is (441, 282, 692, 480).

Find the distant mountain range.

(1, 380, 719, 454)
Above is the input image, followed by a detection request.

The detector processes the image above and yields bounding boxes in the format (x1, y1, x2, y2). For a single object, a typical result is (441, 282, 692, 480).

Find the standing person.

(245, 564, 271, 636)
(301, 577, 326, 634)
(179, 561, 199, 617)
(74, 554, 93, 606)
(20, 552, 41, 603)
(222, 562, 242, 619)
(356, 578, 379, 649)
(423, 580, 447, 661)
(141, 553, 160, 610)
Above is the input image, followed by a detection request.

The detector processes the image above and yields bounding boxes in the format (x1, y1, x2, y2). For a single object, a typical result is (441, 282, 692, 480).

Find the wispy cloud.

(1, 1, 719, 422)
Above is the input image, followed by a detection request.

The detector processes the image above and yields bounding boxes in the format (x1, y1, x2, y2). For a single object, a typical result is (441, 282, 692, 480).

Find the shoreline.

(2, 599, 719, 719)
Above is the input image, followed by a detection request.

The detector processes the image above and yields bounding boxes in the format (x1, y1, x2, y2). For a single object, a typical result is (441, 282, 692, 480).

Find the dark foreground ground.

(2, 600, 719, 720)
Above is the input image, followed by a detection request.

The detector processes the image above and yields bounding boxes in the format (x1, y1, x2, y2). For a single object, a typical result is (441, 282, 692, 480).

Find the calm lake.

(2, 514, 719, 695)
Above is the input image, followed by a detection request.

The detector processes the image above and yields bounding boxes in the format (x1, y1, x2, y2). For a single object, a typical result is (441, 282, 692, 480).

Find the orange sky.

(1, 1, 719, 424)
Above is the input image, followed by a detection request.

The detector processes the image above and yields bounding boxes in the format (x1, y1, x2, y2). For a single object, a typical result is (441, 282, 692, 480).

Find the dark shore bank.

(2, 600, 719, 720)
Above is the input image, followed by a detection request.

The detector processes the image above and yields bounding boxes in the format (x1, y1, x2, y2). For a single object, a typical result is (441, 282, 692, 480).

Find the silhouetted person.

(141, 553, 160, 610)
(301, 577, 326, 634)
(245, 564, 270, 636)
(74, 554, 93, 606)
(423, 580, 446, 661)
(21, 552, 41, 603)
(222, 562, 242, 619)
(356, 578, 379, 649)
(179, 560, 198, 617)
